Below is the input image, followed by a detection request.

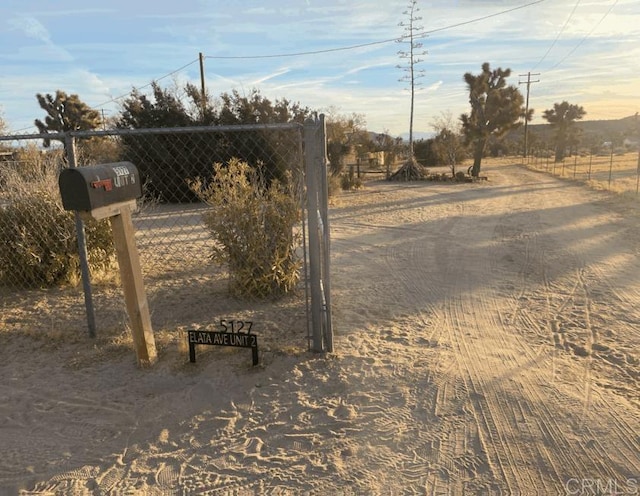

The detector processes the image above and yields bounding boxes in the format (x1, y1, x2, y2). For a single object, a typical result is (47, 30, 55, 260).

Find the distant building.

(343, 147, 385, 168)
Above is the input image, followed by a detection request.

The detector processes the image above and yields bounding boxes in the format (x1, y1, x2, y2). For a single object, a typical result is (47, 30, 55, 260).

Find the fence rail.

(1, 121, 332, 354)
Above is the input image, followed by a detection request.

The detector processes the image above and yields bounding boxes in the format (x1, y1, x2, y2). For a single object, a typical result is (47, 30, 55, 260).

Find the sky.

(0, 0, 638, 138)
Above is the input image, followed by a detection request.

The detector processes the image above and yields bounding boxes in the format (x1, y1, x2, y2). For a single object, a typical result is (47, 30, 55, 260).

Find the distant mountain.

(385, 115, 638, 147)
(368, 131, 433, 142)
(507, 114, 639, 148)
(398, 131, 436, 141)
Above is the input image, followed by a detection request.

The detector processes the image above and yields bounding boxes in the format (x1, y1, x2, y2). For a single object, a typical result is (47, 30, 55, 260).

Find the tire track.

(430, 166, 639, 493)
(497, 220, 627, 482)
(507, 224, 640, 477)
(16, 166, 640, 494)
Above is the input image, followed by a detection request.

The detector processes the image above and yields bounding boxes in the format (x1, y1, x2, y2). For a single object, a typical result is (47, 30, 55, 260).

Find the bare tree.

(431, 111, 466, 178)
(374, 130, 404, 172)
(0, 107, 7, 135)
(324, 107, 367, 176)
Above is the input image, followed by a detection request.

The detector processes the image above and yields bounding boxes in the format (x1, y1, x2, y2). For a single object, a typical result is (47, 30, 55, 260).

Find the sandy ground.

(2, 159, 640, 495)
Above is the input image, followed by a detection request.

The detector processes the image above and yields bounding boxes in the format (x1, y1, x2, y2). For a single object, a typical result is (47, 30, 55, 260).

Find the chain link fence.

(1, 122, 331, 352)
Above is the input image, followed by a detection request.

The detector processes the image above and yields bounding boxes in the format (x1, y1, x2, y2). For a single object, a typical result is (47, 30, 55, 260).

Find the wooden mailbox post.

(59, 162, 157, 367)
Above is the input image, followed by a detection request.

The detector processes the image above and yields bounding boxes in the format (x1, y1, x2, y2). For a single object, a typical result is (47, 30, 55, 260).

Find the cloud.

(426, 80, 444, 92)
(1, 0, 638, 136)
(344, 61, 395, 77)
(251, 68, 292, 86)
(5, 15, 74, 63)
(2, 44, 74, 63)
(8, 16, 51, 43)
(244, 7, 277, 16)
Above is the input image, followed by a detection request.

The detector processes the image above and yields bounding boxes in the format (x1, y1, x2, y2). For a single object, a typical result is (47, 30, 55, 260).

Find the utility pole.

(519, 72, 540, 159)
(199, 52, 207, 117)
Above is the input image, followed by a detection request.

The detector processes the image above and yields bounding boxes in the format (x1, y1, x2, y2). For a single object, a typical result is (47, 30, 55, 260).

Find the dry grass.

(0, 151, 116, 288)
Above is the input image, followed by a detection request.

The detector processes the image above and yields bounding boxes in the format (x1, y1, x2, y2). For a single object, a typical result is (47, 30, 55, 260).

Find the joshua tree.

(35, 91, 101, 148)
(542, 101, 586, 163)
(461, 63, 529, 177)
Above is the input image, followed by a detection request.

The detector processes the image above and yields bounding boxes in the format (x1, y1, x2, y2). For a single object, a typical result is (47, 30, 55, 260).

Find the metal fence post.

(304, 115, 333, 353)
(318, 114, 333, 353)
(636, 149, 640, 195)
(304, 116, 323, 352)
(65, 134, 97, 338)
(608, 147, 614, 189)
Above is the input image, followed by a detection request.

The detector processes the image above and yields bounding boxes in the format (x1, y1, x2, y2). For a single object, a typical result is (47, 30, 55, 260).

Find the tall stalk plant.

(391, 0, 428, 181)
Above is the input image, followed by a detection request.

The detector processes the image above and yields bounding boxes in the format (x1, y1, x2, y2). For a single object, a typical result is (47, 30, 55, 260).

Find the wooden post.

(109, 205, 157, 366)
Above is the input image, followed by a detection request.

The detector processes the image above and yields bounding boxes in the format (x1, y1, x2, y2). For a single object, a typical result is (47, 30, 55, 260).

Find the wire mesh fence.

(0, 123, 326, 351)
(523, 151, 640, 195)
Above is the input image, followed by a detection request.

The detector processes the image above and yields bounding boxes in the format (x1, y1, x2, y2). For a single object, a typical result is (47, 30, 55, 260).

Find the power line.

(205, 0, 548, 60)
(545, 0, 618, 73)
(418, 0, 548, 38)
(8, 58, 201, 135)
(92, 58, 200, 109)
(87, 0, 549, 114)
(531, 0, 581, 71)
(8, 0, 549, 133)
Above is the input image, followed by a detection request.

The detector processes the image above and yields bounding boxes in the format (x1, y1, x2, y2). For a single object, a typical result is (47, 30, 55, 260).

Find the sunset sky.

(1, 0, 638, 137)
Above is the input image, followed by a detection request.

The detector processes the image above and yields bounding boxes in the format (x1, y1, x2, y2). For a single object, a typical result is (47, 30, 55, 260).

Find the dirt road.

(329, 161, 640, 494)
(2, 160, 639, 494)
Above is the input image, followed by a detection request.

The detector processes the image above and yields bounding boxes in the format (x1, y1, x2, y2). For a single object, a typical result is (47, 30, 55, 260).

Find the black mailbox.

(59, 162, 142, 213)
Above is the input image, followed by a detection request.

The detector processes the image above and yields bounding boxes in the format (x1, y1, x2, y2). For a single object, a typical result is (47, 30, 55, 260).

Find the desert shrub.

(423, 173, 440, 181)
(190, 158, 301, 299)
(327, 173, 342, 197)
(340, 168, 363, 191)
(455, 171, 472, 182)
(76, 136, 123, 165)
(0, 151, 115, 288)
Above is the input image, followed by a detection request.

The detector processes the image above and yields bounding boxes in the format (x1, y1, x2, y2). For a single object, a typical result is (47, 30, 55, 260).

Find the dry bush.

(190, 158, 301, 299)
(328, 174, 342, 197)
(0, 146, 115, 288)
(76, 136, 123, 165)
(340, 169, 363, 191)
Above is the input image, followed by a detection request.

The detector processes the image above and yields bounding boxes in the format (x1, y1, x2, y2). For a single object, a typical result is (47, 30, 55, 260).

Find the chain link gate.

(0, 121, 332, 354)
(304, 115, 333, 352)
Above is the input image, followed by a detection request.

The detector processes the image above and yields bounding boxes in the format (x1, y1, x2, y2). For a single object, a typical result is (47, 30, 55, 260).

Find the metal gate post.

(303, 114, 334, 353)
(65, 134, 97, 338)
(304, 116, 324, 352)
(318, 114, 333, 352)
